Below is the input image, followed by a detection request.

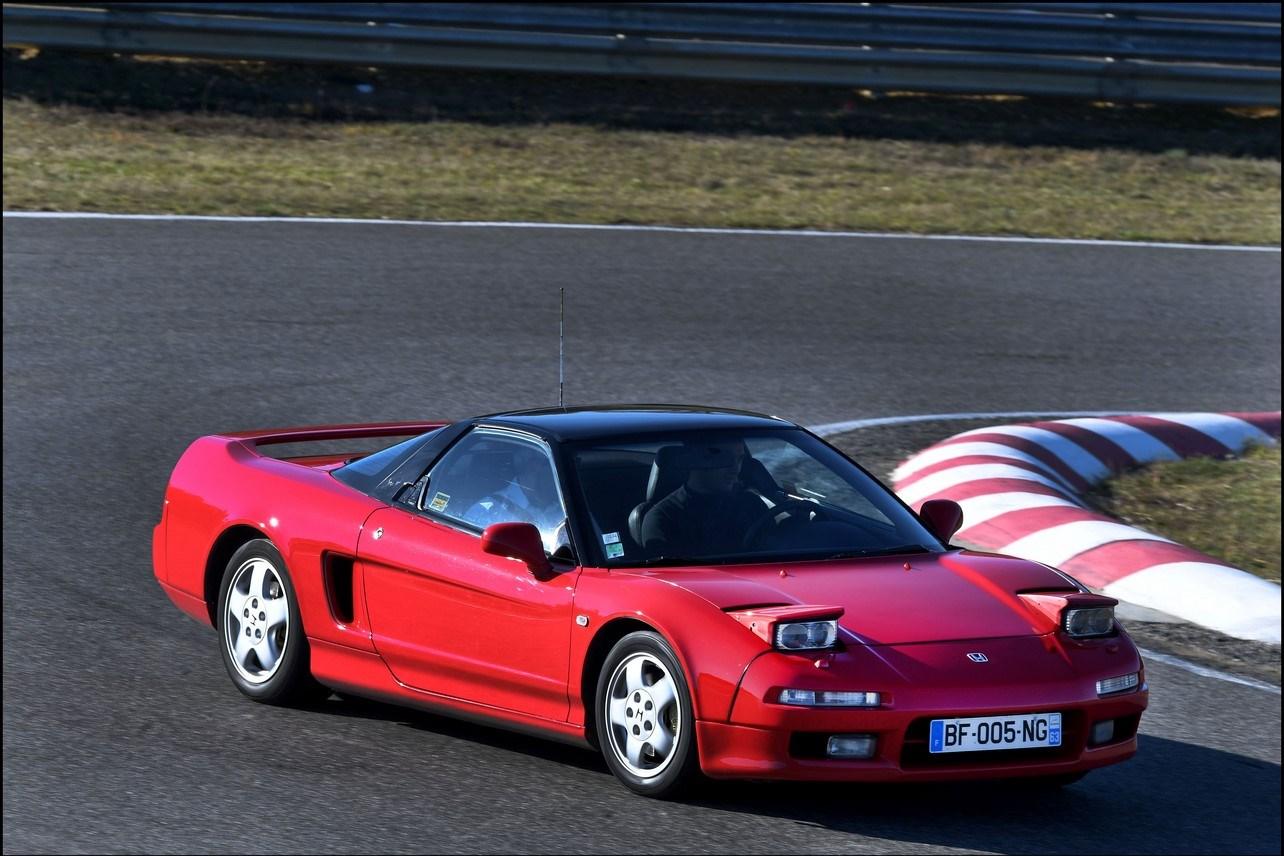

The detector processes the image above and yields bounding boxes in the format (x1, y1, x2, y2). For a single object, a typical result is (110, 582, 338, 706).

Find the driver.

(639, 440, 771, 557)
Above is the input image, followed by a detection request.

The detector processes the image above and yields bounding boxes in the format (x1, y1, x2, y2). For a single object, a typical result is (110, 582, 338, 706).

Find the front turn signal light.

(1096, 672, 1139, 696)
(778, 689, 881, 707)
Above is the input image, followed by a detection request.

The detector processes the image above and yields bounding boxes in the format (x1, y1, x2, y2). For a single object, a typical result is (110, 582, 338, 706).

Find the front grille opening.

(1096, 713, 1141, 746)
(789, 732, 878, 760)
(789, 732, 832, 760)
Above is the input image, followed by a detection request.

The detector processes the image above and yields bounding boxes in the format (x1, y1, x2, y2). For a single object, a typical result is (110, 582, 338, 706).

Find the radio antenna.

(558, 287, 565, 408)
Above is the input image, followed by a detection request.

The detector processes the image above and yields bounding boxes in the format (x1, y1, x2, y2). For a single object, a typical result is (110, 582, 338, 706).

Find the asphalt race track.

(3, 217, 1280, 854)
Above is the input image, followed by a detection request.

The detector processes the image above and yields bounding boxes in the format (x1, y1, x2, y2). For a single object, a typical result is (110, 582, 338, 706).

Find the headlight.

(728, 605, 844, 648)
(1063, 606, 1115, 638)
(775, 620, 838, 651)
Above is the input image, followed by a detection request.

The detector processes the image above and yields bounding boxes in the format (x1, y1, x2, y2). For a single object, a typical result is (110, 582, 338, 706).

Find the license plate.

(929, 712, 1062, 754)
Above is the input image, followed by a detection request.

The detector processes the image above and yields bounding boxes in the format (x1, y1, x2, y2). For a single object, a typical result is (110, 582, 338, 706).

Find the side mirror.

(481, 522, 553, 576)
(919, 499, 964, 543)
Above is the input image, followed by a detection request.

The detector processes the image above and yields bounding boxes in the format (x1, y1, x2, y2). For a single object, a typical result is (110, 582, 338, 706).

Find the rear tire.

(595, 630, 700, 798)
(216, 539, 325, 705)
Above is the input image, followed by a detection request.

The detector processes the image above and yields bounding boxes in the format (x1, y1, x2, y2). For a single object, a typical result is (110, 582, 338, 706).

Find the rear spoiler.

(220, 420, 450, 449)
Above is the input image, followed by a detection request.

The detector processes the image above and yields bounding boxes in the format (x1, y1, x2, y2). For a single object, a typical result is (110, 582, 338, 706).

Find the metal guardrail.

(3, 2, 1280, 106)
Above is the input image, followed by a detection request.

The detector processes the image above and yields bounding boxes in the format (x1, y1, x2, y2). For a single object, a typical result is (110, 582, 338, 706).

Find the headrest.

(646, 445, 690, 501)
(740, 456, 779, 494)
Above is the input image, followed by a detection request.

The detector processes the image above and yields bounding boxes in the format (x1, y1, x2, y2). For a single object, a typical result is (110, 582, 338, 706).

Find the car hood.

(622, 550, 1078, 646)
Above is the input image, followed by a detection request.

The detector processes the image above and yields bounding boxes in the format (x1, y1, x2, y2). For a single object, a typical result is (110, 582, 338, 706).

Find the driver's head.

(684, 440, 746, 495)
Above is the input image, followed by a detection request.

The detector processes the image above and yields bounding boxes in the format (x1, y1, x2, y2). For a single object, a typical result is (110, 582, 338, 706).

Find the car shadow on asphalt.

(310, 692, 609, 774)
(686, 735, 1281, 854)
(316, 694, 1280, 853)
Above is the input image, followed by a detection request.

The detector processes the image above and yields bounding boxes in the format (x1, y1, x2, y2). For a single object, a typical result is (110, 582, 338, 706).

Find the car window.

(745, 437, 893, 527)
(420, 428, 570, 556)
(331, 430, 439, 494)
(565, 428, 940, 567)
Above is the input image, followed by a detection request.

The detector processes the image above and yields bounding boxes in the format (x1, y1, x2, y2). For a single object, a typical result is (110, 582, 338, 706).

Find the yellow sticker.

(428, 491, 450, 512)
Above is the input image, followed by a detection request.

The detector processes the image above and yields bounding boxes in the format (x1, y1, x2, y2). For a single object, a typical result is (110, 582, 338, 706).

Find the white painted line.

(999, 520, 1173, 567)
(1144, 412, 1277, 452)
(1137, 647, 1281, 695)
(1105, 562, 1282, 644)
(948, 424, 1112, 483)
(4, 211, 1280, 252)
(955, 491, 1084, 531)
(810, 410, 1142, 437)
(896, 462, 1077, 507)
(1058, 417, 1180, 465)
(892, 440, 1080, 493)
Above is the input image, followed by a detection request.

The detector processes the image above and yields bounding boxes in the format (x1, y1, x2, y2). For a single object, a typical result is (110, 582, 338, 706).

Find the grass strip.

(3, 53, 1279, 244)
(1088, 444, 1281, 583)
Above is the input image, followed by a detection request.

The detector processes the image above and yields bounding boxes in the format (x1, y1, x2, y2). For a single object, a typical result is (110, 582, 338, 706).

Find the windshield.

(564, 428, 943, 567)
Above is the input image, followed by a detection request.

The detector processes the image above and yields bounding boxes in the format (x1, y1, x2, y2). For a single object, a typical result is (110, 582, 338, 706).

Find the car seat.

(626, 446, 689, 547)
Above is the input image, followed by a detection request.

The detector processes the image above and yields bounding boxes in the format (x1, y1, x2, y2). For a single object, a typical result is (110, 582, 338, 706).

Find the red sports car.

(153, 405, 1147, 797)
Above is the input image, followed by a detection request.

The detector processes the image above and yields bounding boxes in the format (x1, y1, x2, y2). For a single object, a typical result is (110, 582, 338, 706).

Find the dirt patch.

(825, 418, 1018, 485)
(1126, 620, 1280, 686)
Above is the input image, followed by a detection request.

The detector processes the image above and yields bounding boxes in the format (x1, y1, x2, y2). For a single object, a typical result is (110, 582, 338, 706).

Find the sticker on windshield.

(427, 491, 451, 513)
(602, 532, 621, 545)
(605, 542, 625, 559)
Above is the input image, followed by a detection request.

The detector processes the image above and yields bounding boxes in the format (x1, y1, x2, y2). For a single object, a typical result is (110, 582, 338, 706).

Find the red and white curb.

(889, 412, 1281, 644)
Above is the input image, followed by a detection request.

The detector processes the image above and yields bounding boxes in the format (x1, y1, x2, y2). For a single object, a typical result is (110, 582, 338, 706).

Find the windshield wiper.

(821, 544, 931, 560)
(630, 544, 931, 567)
(634, 555, 707, 567)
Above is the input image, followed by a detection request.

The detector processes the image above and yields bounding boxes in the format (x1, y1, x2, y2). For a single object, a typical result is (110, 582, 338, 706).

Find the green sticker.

(428, 491, 450, 512)
(605, 542, 625, 559)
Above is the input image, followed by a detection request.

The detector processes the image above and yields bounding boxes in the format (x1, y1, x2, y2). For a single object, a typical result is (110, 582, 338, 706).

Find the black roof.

(479, 404, 794, 441)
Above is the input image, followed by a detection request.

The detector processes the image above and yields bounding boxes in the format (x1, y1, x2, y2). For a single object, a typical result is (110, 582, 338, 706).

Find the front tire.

(595, 630, 700, 798)
(216, 539, 324, 705)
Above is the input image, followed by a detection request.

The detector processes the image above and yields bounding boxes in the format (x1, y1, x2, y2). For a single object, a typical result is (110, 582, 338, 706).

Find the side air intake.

(322, 552, 356, 625)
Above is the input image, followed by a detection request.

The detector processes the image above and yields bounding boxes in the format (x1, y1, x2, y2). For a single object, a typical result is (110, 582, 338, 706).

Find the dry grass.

(4, 95, 1280, 243)
(1088, 444, 1282, 583)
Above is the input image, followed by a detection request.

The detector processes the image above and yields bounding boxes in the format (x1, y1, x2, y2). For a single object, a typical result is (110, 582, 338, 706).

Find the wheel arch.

(572, 572, 771, 736)
(204, 525, 275, 625)
(580, 617, 660, 748)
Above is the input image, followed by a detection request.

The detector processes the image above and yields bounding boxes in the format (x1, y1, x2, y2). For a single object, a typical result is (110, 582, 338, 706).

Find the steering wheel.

(741, 498, 820, 548)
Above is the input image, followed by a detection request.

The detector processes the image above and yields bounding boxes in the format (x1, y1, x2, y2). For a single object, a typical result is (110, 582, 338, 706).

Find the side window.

(419, 429, 569, 555)
(332, 430, 439, 495)
(746, 438, 893, 526)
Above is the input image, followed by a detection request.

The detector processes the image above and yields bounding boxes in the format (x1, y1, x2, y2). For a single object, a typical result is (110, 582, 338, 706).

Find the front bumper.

(697, 636, 1148, 781)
